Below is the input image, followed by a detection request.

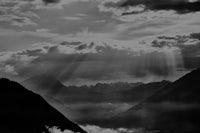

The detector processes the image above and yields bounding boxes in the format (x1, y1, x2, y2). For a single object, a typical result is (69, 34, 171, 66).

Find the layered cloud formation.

(0, 0, 88, 26)
(0, 0, 200, 83)
(100, 0, 200, 15)
(0, 38, 187, 84)
(1, 0, 200, 50)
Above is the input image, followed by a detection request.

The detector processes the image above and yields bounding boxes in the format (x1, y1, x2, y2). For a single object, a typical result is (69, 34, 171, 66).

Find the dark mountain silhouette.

(113, 68, 200, 133)
(0, 78, 87, 133)
(147, 68, 200, 103)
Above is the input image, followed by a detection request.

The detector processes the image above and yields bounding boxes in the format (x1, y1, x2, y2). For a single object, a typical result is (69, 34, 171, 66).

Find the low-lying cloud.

(47, 125, 148, 133)
(47, 126, 74, 133)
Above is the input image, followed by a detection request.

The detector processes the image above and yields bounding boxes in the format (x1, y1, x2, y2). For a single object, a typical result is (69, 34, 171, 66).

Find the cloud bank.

(0, 38, 186, 84)
(99, 0, 200, 16)
(47, 125, 148, 133)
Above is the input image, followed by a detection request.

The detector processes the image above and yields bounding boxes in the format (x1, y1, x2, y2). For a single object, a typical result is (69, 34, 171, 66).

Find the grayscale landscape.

(0, 0, 200, 133)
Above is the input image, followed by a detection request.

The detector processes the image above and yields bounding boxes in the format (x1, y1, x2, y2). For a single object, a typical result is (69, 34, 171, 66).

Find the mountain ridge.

(0, 78, 87, 133)
(116, 68, 200, 133)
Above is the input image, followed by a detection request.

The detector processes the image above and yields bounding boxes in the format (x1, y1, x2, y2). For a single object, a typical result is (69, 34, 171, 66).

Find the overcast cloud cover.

(0, 0, 200, 84)
(0, 39, 187, 84)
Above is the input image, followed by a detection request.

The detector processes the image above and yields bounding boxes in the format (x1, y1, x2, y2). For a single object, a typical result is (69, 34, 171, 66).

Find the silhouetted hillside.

(121, 80, 171, 102)
(117, 68, 200, 133)
(75, 81, 171, 127)
(22, 74, 174, 129)
(148, 68, 200, 103)
(0, 78, 86, 133)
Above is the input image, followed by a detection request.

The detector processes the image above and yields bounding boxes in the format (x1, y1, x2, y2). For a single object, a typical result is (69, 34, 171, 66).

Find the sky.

(0, 0, 200, 85)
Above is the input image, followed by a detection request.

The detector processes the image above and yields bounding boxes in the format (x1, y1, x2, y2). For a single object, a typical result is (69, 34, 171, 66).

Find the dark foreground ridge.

(0, 78, 87, 133)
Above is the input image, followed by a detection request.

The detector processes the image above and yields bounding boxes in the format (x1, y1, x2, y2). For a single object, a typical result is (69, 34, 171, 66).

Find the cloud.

(0, 28, 60, 40)
(99, 0, 200, 16)
(63, 16, 82, 21)
(0, 65, 18, 75)
(32, 0, 90, 10)
(9, 16, 37, 26)
(98, 0, 145, 16)
(0, 37, 186, 85)
(112, 11, 200, 42)
(0, 0, 90, 27)
(36, 28, 51, 33)
(0, 45, 46, 77)
(47, 125, 146, 133)
(76, 13, 88, 17)
(98, 0, 200, 37)
(0, 27, 113, 46)
(147, 33, 200, 70)
(42, 0, 60, 4)
(151, 33, 200, 48)
(2, 33, 199, 85)
(121, 0, 200, 14)
(60, 102, 133, 123)
(47, 126, 74, 133)
(97, 0, 200, 42)
(0, 0, 39, 26)
(93, 20, 106, 23)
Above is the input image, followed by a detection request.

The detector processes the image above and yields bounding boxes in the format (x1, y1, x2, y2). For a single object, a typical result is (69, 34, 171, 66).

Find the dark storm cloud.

(190, 33, 200, 40)
(151, 33, 200, 69)
(42, 0, 60, 4)
(102, 0, 200, 15)
(21, 0, 60, 4)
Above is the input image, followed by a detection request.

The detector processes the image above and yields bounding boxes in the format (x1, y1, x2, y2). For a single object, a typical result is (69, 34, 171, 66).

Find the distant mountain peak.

(112, 68, 200, 133)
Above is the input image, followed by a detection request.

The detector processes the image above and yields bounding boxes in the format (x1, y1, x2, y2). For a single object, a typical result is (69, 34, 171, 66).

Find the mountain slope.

(147, 68, 200, 103)
(22, 74, 66, 96)
(120, 80, 171, 103)
(119, 68, 200, 133)
(0, 78, 86, 133)
(75, 81, 171, 127)
(22, 74, 170, 104)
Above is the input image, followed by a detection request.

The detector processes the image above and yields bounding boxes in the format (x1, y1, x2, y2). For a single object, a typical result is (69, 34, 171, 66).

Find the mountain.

(75, 81, 171, 127)
(120, 80, 171, 103)
(22, 74, 170, 104)
(22, 74, 173, 127)
(22, 75, 143, 103)
(22, 74, 66, 96)
(147, 68, 200, 103)
(0, 78, 86, 133)
(116, 68, 200, 133)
